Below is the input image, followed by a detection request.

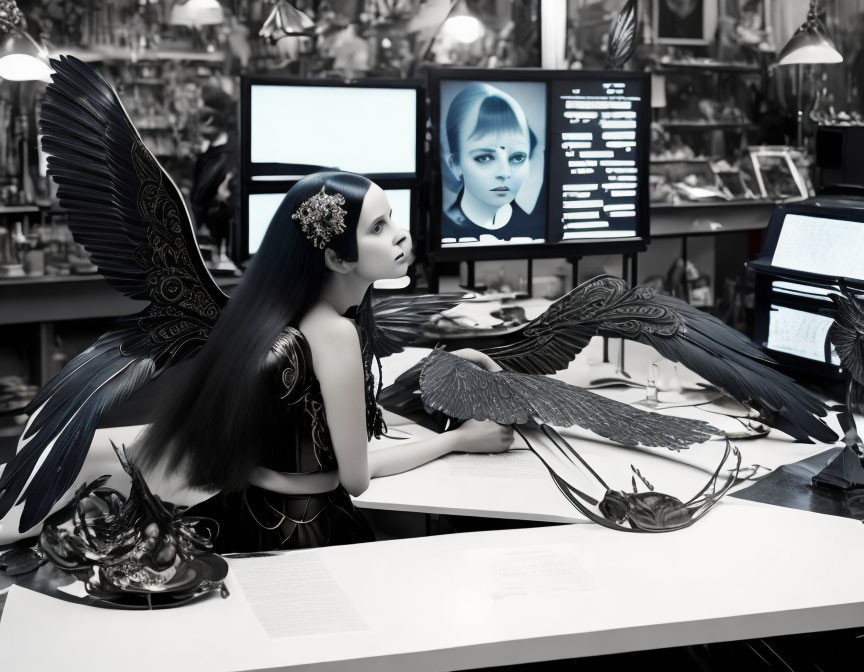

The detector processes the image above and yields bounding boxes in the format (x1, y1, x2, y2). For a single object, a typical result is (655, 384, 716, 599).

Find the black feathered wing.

(481, 275, 836, 444)
(419, 350, 717, 450)
(829, 288, 864, 387)
(0, 55, 227, 532)
(361, 291, 469, 358)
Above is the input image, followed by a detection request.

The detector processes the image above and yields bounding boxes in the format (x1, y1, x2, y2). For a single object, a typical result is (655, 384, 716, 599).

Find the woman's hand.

(451, 419, 514, 453)
(450, 348, 502, 372)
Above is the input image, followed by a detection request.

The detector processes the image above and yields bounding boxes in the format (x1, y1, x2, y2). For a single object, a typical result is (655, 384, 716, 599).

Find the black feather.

(829, 287, 864, 387)
(480, 275, 836, 444)
(420, 350, 717, 450)
(606, 0, 638, 70)
(361, 291, 470, 358)
(0, 56, 227, 532)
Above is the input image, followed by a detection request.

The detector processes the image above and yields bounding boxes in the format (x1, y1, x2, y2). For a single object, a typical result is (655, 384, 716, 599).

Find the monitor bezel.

(426, 67, 650, 262)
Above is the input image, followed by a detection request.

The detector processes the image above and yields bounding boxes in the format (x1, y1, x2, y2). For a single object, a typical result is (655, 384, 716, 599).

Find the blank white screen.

(249, 189, 412, 254)
(250, 85, 417, 175)
(772, 213, 864, 281)
(766, 304, 840, 364)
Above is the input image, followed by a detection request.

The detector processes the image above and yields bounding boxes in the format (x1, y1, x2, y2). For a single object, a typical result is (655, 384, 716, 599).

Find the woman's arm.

(369, 419, 512, 478)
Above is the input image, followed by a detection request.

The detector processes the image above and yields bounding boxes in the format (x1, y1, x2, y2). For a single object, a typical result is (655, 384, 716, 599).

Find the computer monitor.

(238, 75, 423, 262)
(428, 68, 650, 261)
(242, 76, 421, 182)
(749, 195, 864, 380)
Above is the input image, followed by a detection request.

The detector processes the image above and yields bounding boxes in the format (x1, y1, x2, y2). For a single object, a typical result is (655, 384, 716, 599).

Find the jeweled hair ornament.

(291, 185, 348, 249)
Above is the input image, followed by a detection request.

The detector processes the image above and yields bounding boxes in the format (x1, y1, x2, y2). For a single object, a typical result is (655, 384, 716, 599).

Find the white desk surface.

(2, 499, 862, 672)
(359, 338, 840, 524)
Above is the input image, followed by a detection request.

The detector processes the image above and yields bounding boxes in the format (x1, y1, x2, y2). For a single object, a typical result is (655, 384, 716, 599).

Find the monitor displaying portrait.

(429, 68, 650, 261)
(439, 80, 547, 247)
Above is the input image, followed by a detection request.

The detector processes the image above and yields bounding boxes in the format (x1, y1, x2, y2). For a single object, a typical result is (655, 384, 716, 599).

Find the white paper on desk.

(464, 545, 596, 601)
(435, 450, 548, 480)
(228, 552, 368, 639)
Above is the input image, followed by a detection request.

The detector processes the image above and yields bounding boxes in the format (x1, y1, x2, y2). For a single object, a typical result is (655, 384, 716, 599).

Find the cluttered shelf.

(657, 121, 759, 132)
(653, 60, 762, 74)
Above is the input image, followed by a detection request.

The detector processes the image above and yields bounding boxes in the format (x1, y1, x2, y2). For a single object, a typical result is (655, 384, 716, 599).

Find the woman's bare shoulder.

(299, 303, 359, 356)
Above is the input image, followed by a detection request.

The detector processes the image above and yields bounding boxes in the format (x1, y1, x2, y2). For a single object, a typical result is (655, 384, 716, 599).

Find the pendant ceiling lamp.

(777, 0, 843, 65)
(440, 0, 484, 44)
(169, 0, 225, 28)
(259, 0, 315, 43)
(0, 0, 52, 82)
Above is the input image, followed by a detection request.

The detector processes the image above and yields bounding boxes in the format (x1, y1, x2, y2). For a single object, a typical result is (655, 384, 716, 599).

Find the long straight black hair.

(136, 171, 373, 491)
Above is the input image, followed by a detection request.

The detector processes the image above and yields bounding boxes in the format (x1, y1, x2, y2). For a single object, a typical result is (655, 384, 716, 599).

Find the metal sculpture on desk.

(385, 275, 838, 445)
(0, 55, 465, 537)
(812, 286, 864, 490)
(419, 349, 739, 532)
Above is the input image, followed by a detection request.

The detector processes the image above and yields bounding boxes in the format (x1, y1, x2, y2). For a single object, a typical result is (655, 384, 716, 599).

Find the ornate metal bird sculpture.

(812, 286, 864, 490)
(419, 349, 739, 532)
(385, 275, 838, 445)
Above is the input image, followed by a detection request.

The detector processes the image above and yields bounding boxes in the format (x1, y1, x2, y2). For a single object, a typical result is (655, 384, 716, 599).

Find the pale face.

(354, 183, 413, 281)
(454, 129, 530, 209)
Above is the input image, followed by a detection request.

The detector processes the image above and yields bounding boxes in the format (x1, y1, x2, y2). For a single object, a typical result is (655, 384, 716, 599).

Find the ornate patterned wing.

(829, 288, 864, 387)
(606, 0, 638, 70)
(360, 291, 470, 358)
(597, 284, 837, 444)
(0, 56, 228, 532)
(480, 275, 678, 375)
(419, 350, 717, 450)
(481, 274, 836, 444)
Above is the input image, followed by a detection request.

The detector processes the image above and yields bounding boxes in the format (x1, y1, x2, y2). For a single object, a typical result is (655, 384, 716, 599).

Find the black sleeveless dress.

(186, 312, 380, 553)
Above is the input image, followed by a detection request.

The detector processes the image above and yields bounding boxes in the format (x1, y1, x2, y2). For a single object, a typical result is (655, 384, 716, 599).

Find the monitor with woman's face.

(440, 81, 546, 246)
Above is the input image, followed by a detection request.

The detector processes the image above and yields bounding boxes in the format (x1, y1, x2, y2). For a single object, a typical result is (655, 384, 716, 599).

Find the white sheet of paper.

(435, 450, 549, 480)
(463, 544, 596, 601)
(228, 552, 368, 639)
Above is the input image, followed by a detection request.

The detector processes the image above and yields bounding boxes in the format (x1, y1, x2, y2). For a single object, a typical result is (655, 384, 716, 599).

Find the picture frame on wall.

(653, 0, 719, 45)
(749, 147, 809, 201)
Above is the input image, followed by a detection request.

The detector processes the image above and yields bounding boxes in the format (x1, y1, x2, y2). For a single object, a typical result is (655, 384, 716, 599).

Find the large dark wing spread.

(829, 288, 864, 387)
(606, 0, 638, 70)
(480, 275, 836, 444)
(361, 291, 469, 358)
(0, 56, 227, 532)
(480, 276, 637, 375)
(625, 291, 836, 444)
(419, 350, 717, 450)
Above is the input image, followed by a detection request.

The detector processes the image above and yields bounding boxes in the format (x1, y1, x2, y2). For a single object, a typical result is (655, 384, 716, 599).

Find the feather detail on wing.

(0, 56, 227, 532)
(361, 291, 470, 358)
(829, 287, 864, 387)
(419, 350, 717, 450)
(480, 275, 836, 444)
(606, 0, 638, 70)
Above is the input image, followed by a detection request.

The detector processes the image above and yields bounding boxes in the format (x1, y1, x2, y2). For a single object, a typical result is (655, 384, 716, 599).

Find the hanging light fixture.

(0, 0, 52, 82)
(439, 0, 484, 44)
(168, 0, 225, 28)
(777, 0, 842, 147)
(777, 0, 842, 65)
(259, 0, 315, 43)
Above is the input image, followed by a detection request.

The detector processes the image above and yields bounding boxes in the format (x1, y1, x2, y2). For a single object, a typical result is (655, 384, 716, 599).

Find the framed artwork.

(654, 0, 719, 45)
(749, 147, 809, 201)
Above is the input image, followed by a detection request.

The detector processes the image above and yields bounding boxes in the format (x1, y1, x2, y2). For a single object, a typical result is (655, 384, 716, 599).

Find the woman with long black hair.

(135, 171, 514, 552)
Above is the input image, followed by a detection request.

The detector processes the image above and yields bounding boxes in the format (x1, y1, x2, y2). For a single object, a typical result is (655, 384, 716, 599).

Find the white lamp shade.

(0, 33, 52, 81)
(440, 15, 484, 43)
(169, 0, 225, 27)
(778, 15, 843, 65)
